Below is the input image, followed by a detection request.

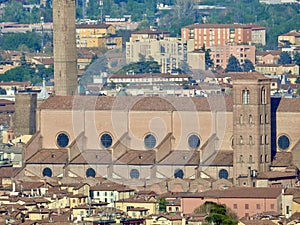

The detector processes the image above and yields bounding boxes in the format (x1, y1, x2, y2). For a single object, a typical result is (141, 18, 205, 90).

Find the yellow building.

(255, 64, 299, 75)
(278, 30, 300, 47)
(116, 195, 159, 215)
(76, 24, 122, 49)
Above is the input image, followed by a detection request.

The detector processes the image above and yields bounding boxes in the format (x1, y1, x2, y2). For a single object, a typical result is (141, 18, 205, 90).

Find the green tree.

(194, 201, 238, 225)
(294, 52, 300, 66)
(224, 55, 242, 73)
(241, 59, 255, 72)
(278, 52, 292, 65)
(201, 45, 214, 69)
(158, 198, 167, 212)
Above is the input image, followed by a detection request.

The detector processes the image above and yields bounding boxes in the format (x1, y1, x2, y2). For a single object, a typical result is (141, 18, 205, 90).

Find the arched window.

(239, 114, 243, 124)
(219, 169, 229, 179)
(100, 133, 113, 148)
(260, 155, 263, 163)
(144, 134, 156, 149)
(249, 115, 253, 124)
(130, 169, 140, 179)
(249, 155, 253, 163)
(260, 114, 264, 124)
(265, 114, 269, 124)
(265, 154, 269, 163)
(242, 89, 250, 105)
(261, 87, 266, 104)
(239, 136, 243, 145)
(174, 169, 184, 179)
(42, 167, 52, 177)
(249, 136, 253, 145)
(86, 168, 96, 177)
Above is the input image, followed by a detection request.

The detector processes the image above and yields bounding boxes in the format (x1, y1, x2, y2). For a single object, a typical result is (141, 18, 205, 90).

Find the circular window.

(56, 132, 69, 148)
(100, 133, 113, 148)
(219, 169, 229, 179)
(86, 168, 96, 177)
(278, 135, 290, 150)
(42, 167, 52, 177)
(188, 134, 200, 149)
(130, 169, 140, 179)
(144, 134, 156, 149)
(174, 169, 184, 179)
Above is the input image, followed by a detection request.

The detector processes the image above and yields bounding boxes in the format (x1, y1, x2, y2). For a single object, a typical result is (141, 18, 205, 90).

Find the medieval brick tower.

(232, 73, 271, 187)
(53, 0, 78, 96)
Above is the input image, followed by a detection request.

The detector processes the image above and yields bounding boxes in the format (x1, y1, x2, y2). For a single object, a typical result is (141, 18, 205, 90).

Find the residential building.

(76, 24, 122, 49)
(260, 0, 300, 4)
(187, 50, 206, 70)
(209, 44, 255, 69)
(126, 37, 187, 73)
(181, 24, 266, 49)
(255, 50, 281, 64)
(181, 187, 282, 218)
(129, 29, 170, 42)
(255, 64, 299, 75)
(278, 30, 300, 48)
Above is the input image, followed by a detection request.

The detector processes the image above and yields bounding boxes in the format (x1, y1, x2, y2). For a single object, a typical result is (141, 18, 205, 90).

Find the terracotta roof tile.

(26, 149, 68, 164)
(257, 171, 296, 179)
(115, 150, 156, 165)
(39, 95, 233, 112)
(277, 98, 300, 112)
(271, 152, 293, 167)
(70, 150, 112, 164)
(158, 150, 199, 165)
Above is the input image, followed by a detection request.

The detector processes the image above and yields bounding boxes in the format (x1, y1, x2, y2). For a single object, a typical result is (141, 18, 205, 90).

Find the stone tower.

(232, 72, 271, 187)
(53, 0, 78, 96)
(14, 93, 37, 137)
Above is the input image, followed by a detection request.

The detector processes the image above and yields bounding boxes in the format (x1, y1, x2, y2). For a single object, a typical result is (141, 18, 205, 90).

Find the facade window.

(265, 114, 269, 124)
(249, 115, 253, 124)
(278, 135, 290, 150)
(265, 154, 269, 163)
(144, 134, 157, 149)
(56, 132, 69, 148)
(240, 136, 244, 145)
(260, 155, 263, 163)
(256, 204, 260, 209)
(42, 167, 52, 177)
(265, 135, 269, 145)
(130, 169, 140, 179)
(249, 136, 253, 145)
(188, 134, 200, 149)
(100, 133, 113, 148)
(245, 204, 249, 209)
(242, 90, 250, 104)
(86, 168, 96, 177)
(240, 155, 243, 162)
(233, 204, 237, 209)
(270, 204, 275, 210)
(260, 114, 264, 124)
(249, 155, 253, 163)
(174, 168, 184, 179)
(239, 114, 243, 124)
(219, 169, 229, 179)
(261, 135, 264, 145)
(261, 87, 266, 104)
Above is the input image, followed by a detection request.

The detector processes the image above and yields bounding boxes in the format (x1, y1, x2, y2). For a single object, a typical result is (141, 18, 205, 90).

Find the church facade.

(22, 72, 300, 189)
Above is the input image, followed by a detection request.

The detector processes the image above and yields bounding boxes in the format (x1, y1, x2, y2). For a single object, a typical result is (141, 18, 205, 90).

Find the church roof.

(26, 149, 68, 164)
(39, 95, 233, 112)
(277, 98, 300, 112)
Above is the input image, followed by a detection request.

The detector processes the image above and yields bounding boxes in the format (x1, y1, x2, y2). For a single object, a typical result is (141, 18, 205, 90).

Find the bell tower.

(53, 0, 78, 96)
(232, 72, 271, 187)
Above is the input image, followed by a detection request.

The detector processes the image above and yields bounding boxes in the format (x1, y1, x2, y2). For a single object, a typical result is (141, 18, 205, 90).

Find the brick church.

(17, 0, 300, 191)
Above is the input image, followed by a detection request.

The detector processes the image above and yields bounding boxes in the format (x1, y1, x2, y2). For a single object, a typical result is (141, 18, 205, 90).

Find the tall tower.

(232, 73, 271, 187)
(53, 0, 78, 96)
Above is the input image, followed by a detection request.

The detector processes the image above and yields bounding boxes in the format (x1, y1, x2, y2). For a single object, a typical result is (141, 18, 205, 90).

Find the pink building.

(181, 187, 282, 218)
(181, 24, 265, 49)
(209, 44, 256, 70)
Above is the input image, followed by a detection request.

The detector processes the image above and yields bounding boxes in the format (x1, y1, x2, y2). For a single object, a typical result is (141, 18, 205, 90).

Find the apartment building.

(129, 29, 170, 42)
(126, 37, 188, 73)
(181, 24, 266, 49)
(255, 64, 299, 75)
(76, 24, 122, 49)
(278, 30, 300, 48)
(209, 44, 255, 69)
